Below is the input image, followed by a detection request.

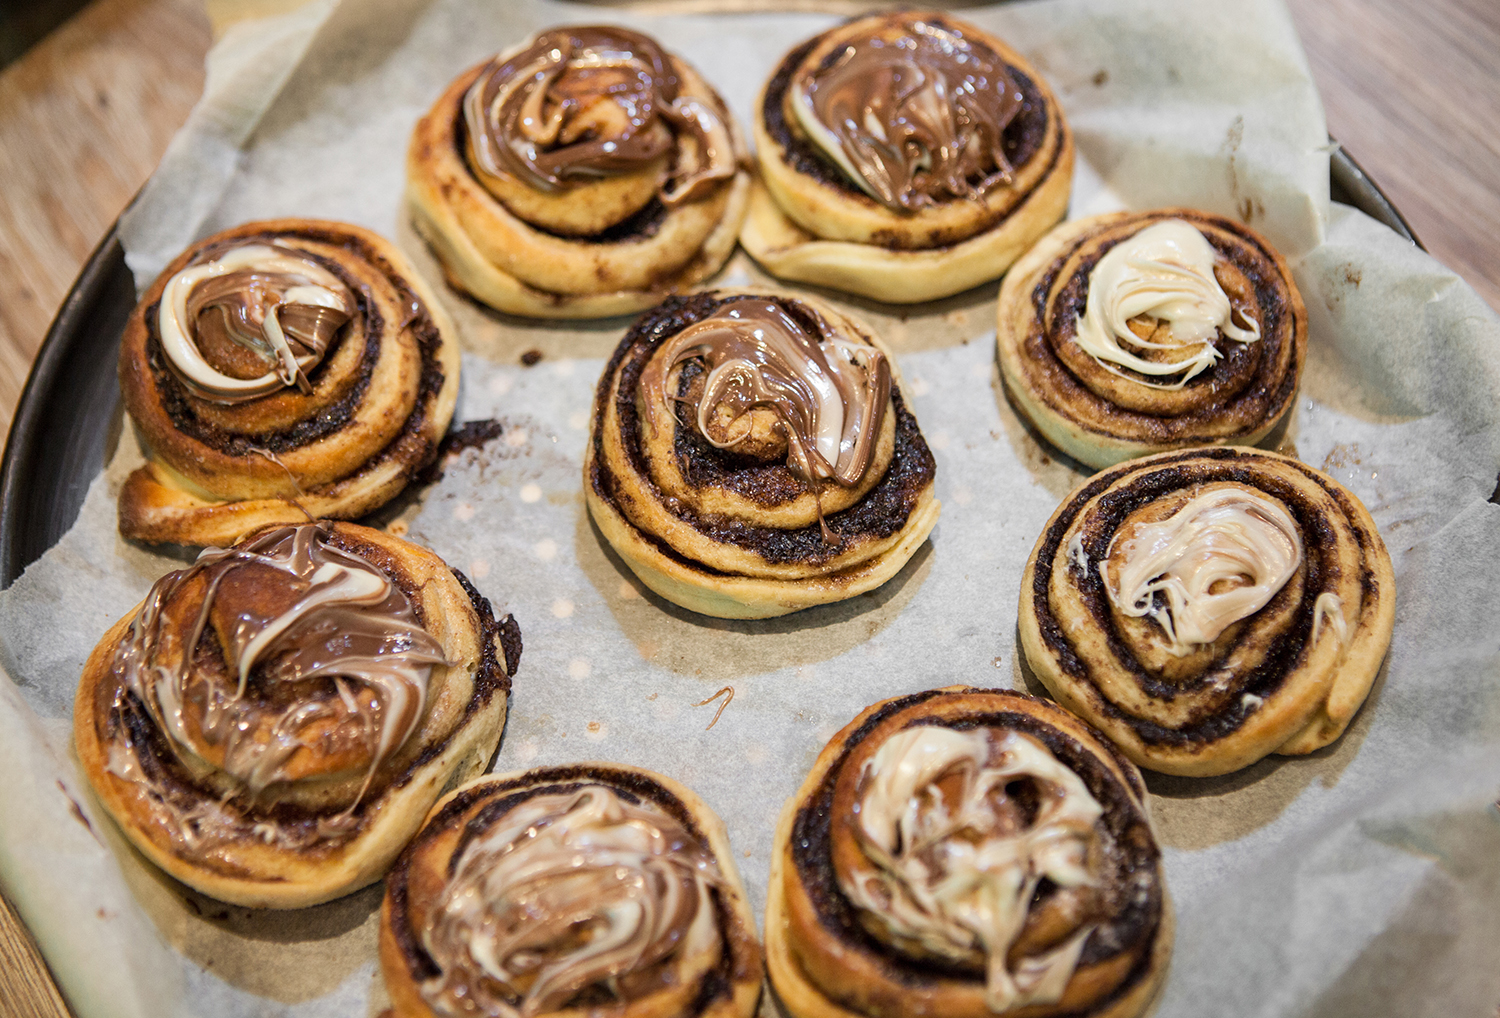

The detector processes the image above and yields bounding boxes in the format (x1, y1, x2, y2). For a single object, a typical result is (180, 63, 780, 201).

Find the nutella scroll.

(743, 11, 1073, 303)
(73, 522, 522, 908)
(117, 219, 460, 547)
(768, 687, 1172, 1018)
(1019, 448, 1395, 776)
(380, 764, 762, 1018)
(407, 24, 751, 319)
(585, 290, 940, 618)
(996, 209, 1307, 469)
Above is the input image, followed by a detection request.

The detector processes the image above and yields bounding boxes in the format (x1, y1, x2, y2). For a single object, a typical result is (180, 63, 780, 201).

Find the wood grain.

(0, 1, 1497, 1016)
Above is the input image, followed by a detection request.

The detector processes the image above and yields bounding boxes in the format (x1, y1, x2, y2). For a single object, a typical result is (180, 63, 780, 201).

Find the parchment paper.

(3, 1, 1499, 1017)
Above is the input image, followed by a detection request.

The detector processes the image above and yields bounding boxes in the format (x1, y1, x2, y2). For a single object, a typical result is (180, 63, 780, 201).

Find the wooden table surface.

(1, 0, 1497, 1015)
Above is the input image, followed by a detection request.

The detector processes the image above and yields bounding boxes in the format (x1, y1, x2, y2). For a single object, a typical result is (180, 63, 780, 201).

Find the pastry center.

(1104, 486, 1302, 654)
(646, 297, 891, 490)
(790, 16, 1023, 211)
(842, 725, 1102, 1013)
(110, 523, 446, 797)
(420, 785, 720, 1018)
(1074, 219, 1260, 389)
(159, 243, 352, 404)
(463, 25, 734, 206)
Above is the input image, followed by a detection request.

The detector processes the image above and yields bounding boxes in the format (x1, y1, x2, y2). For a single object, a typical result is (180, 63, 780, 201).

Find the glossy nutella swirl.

(109, 524, 447, 808)
(159, 243, 353, 404)
(463, 25, 734, 206)
(790, 16, 1023, 212)
(1105, 487, 1302, 655)
(643, 297, 891, 490)
(842, 725, 1102, 1012)
(420, 785, 720, 1018)
(1075, 220, 1260, 390)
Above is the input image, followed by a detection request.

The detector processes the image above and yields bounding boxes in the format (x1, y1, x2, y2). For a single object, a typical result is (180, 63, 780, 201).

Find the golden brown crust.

(584, 289, 940, 619)
(406, 45, 751, 320)
(767, 686, 1172, 1018)
(996, 209, 1307, 469)
(380, 763, 763, 1018)
(1018, 447, 1396, 777)
(743, 12, 1073, 303)
(116, 219, 459, 546)
(72, 522, 519, 908)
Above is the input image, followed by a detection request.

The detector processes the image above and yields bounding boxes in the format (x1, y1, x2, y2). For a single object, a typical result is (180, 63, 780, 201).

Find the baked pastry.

(996, 209, 1307, 469)
(1019, 447, 1395, 777)
(767, 686, 1171, 1018)
(407, 24, 750, 319)
(585, 289, 939, 619)
(117, 219, 460, 547)
(742, 11, 1073, 303)
(380, 763, 762, 1018)
(73, 522, 521, 908)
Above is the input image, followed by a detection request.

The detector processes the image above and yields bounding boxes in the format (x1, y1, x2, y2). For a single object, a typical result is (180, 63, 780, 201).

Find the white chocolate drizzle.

(1312, 591, 1348, 648)
(420, 785, 720, 1018)
(1074, 220, 1259, 389)
(1106, 488, 1302, 655)
(158, 243, 351, 403)
(842, 726, 1102, 1013)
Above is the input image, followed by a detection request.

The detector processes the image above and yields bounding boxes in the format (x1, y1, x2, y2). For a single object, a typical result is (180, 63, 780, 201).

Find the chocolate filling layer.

(790, 690, 1163, 995)
(591, 293, 935, 569)
(1029, 448, 1378, 746)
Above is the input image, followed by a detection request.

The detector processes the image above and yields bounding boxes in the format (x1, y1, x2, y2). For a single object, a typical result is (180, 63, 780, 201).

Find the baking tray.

(0, 147, 1421, 590)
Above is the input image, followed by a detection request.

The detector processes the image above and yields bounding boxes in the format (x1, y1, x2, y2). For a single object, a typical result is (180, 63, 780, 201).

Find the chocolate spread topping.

(642, 297, 891, 490)
(109, 524, 447, 808)
(161, 244, 354, 404)
(792, 16, 1024, 211)
(464, 25, 734, 206)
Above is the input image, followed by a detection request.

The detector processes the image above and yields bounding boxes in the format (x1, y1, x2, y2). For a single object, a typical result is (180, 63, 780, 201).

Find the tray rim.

(0, 146, 1421, 590)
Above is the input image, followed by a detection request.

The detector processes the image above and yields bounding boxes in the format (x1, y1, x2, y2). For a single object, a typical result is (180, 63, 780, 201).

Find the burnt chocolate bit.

(764, 20, 1051, 213)
(601, 294, 935, 566)
(1030, 450, 1343, 746)
(790, 693, 1162, 989)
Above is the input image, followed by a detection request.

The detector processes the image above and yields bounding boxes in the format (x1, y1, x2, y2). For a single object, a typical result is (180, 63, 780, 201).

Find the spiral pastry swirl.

(117, 219, 460, 547)
(767, 687, 1171, 1018)
(73, 522, 521, 907)
(407, 24, 751, 319)
(997, 209, 1307, 470)
(742, 11, 1073, 303)
(380, 764, 762, 1018)
(1018, 447, 1395, 777)
(585, 290, 939, 619)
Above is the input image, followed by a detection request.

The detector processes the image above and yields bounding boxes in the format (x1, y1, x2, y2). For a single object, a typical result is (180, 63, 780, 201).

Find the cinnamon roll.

(768, 686, 1172, 1018)
(996, 209, 1307, 469)
(585, 289, 939, 619)
(380, 764, 762, 1018)
(73, 522, 522, 908)
(1019, 447, 1395, 777)
(407, 25, 750, 319)
(742, 12, 1073, 303)
(117, 219, 460, 547)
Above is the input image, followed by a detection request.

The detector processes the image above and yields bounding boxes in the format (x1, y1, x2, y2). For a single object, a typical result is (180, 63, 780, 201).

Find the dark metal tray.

(0, 148, 1421, 588)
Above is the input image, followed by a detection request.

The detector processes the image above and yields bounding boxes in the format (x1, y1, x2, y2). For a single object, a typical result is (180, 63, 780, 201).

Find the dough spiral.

(117, 219, 460, 547)
(767, 686, 1172, 1018)
(584, 290, 939, 618)
(73, 522, 521, 907)
(1018, 447, 1395, 776)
